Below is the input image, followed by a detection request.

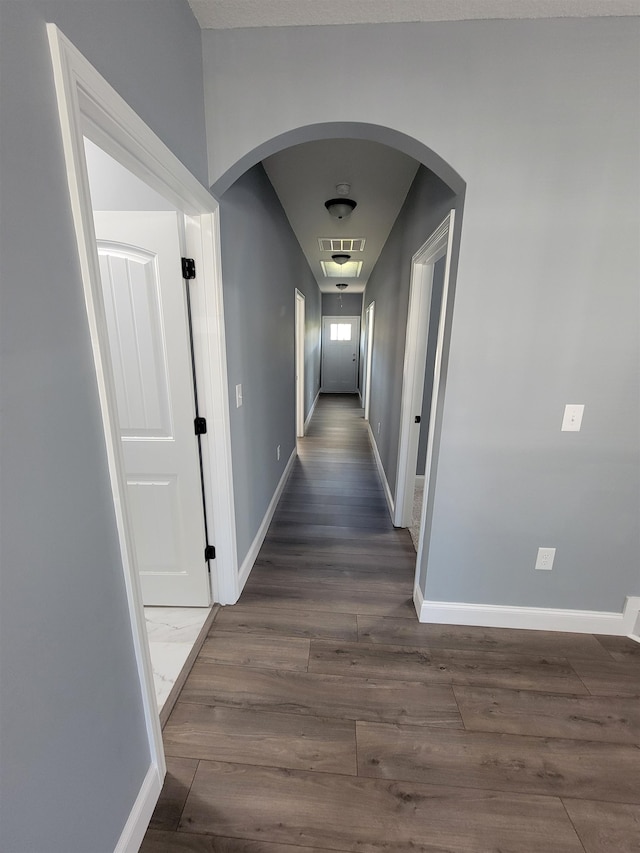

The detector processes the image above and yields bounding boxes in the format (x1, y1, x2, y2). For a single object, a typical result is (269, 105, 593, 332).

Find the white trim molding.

(414, 593, 640, 636)
(367, 422, 394, 521)
(395, 211, 455, 530)
(46, 24, 238, 607)
(237, 447, 298, 594)
(114, 764, 162, 853)
(413, 581, 425, 618)
(304, 389, 321, 432)
(295, 289, 306, 438)
(185, 212, 238, 604)
(46, 24, 238, 827)
(623, 595, 640, 640)
(363, 300, 375, 423)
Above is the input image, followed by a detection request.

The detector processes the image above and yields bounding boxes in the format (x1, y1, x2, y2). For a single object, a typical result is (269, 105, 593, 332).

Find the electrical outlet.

(561, 404, 584, 432)
(277, 445, 280, 461)
(235, 384, 243, 408)
(377, 422, 381, 435)
(535, 547, 556, 571)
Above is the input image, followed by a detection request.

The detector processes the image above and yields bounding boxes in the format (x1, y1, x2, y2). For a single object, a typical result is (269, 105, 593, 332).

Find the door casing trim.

(394, 212, 455, 596)
(295, 289, 306, 437)
(363, 301, 375, 423)
(47, 24, 239, 847)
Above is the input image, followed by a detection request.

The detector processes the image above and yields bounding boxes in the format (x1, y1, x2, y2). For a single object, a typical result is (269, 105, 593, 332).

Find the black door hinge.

(414, 415, 421, 424)
(204, 544, 216, 561)
(194, 416, 207, 435)
(182, 257, 196, 280)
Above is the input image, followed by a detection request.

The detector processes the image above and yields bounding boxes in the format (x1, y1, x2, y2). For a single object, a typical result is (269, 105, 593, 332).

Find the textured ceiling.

(188, 0, 639, 29)
(263, 140, 419, 294)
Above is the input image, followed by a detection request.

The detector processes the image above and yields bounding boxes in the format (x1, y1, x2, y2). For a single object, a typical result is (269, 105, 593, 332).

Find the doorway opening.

(394, 212, 456, 584)
(295, 289, 306, 437)
(362, 301, 375, 422)
(47, 25, 238, 843)
(216, 123, 465, 613)
(87, 164, 219, 720)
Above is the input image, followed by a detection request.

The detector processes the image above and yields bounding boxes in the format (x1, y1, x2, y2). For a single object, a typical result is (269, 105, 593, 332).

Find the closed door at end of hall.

(322, 316, 360, 393)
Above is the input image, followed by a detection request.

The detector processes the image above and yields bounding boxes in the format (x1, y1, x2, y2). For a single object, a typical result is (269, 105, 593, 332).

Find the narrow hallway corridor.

(240, 393, 417, 618)
(141, 395, 640, 853)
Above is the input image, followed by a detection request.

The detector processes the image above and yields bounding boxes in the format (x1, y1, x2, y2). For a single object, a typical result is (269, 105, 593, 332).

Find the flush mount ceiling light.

(335, 283, 348, 290)
(331, 253, 351, 265)
(325, 182, 357, 220)
(320, 260, 363, 278)
(324, 198, 357, 220)
(325, 198, 357, 220)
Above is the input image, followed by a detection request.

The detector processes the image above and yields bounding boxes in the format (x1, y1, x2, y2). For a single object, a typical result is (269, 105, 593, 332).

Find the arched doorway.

(213, 122, 466, 608)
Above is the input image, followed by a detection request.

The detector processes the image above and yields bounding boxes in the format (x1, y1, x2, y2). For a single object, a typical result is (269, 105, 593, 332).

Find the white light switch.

(561, 404, 584, 432)
(235, 384, 243, 408)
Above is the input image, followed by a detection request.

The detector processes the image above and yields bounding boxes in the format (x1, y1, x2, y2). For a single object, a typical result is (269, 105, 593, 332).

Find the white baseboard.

(366, 422, 394, 520)
(413, 592, 640, 636)
(237, 446, 297, 594)
(114, 763, 162, 853)
(304, 389, 320, 432)
(623, 595, 640, 640)
(413, 582, 424, 618)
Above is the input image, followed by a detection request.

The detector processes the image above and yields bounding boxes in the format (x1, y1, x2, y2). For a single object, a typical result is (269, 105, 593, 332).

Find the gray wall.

(202, 17, 640, 613)
(364, 166, 459, 496)
(417, 255, 446, 474)
(219, 164, 321, 566)
(0, 2, 208, 851)
(322, 292, 363, 316)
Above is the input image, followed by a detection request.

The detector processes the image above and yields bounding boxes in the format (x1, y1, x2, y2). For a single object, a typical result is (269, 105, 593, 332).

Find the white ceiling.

(263, 140, 419, 294)
(188, 0, 639, 29)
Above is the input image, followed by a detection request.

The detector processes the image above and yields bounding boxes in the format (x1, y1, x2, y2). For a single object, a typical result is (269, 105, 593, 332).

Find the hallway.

(141, 395, 640, 853)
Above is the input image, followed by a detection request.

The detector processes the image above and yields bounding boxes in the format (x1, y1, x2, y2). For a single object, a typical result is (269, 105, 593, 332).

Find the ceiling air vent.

(318, 238, 366, 253)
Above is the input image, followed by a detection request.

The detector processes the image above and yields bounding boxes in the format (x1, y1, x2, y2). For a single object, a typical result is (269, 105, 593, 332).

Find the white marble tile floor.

(144, 607, 212, 715)
(409, 480, 424, 552)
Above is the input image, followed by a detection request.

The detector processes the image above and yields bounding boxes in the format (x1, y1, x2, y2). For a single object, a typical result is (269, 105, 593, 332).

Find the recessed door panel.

(98, 247, 172, 437)
(95, 211, 210, 606)
(127, 476, 180, 573)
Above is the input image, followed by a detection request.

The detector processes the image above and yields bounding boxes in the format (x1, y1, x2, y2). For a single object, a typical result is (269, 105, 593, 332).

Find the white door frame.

(395, 211, 455, 530)
(295, 289, 305, 437)
(47, 25, 238, 850)
(363, 301, 375, 422)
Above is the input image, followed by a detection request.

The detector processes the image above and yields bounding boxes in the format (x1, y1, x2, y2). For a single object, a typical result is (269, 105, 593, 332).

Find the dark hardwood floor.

(141, 394, 640, 853)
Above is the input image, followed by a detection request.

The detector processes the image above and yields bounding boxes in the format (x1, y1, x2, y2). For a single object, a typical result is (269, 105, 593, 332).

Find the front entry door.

(94, 211, 210, 606)
(321, 316, 360, 393)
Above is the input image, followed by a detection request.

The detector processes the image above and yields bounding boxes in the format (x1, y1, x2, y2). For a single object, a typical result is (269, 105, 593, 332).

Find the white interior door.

(321, 316, 360, 393)
(94, 211, 211, 606)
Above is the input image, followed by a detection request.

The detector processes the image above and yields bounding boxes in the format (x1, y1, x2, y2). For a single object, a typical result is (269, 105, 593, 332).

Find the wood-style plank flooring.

(141, 394, 640, 853)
